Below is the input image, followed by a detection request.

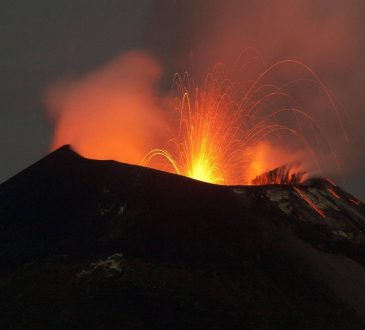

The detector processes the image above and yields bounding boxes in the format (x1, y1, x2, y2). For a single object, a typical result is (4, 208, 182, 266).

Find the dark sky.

(1, 0, 365, 198)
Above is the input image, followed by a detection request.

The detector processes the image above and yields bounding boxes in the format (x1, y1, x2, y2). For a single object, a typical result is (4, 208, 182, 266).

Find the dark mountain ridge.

(1, 145, 365, 329)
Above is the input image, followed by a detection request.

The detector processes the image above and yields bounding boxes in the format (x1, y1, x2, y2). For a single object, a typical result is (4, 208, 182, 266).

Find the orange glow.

(142, 78, 244, 184)
(45, 52, 169, 165)
(141, 79, 305, 185)
(325, 178, 337, 187)
(327, 188, 341, 199)
(350, 199, 361, 206)
(251, 162, 307, 185)
(141, 59, 341, 185)
(294, 187, 326, 217)
(45, 52, 344, 186)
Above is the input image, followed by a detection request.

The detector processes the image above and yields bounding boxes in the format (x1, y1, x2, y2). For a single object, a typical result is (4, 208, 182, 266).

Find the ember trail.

(141, 55, 343, 186)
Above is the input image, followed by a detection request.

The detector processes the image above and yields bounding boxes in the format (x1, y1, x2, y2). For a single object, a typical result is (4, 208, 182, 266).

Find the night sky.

(1, 0, 365, 198)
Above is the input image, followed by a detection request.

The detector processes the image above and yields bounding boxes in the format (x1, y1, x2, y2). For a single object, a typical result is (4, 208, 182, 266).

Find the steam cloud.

(43, 0, 363, 185)
(44, 51, 169, 165)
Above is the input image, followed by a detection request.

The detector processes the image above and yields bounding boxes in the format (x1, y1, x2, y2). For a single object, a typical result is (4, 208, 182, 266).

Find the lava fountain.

(141, 52, 344, 185)
(45, 51, 345, 186)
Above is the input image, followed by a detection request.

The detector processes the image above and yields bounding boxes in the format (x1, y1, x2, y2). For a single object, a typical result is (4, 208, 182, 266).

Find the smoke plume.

(44, 51, 169, 165)
(43, 0, 364, 187)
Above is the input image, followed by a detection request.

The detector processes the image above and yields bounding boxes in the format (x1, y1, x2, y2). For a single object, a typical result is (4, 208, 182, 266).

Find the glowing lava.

(141, 57, 342, 185)
(143, 77, 241, 185)
(294, 187, 326, 218)
(46, 51, 345, 186)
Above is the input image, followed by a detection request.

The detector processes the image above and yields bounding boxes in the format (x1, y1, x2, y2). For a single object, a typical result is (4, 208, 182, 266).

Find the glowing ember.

(327, 188, 341, 199)
(294, 187, 326, 217)
(326, 178, 337, 187)
(251, 163, 306, 185)
(141, 57, 342, 185)
(46, 51, 345, 186)
(350, 199, 361, 206)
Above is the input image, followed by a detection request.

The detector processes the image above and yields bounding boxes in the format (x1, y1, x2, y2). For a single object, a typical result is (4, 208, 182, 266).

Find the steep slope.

(0, 145, 365, 329)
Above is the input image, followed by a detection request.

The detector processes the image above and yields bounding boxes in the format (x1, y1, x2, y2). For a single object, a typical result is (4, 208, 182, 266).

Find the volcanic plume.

(44, 51, 170, 166)
(44, 50, 345, 185)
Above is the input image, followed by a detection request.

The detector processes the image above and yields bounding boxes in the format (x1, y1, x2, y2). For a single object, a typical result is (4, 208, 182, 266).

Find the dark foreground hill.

(1, 145, 365, 329)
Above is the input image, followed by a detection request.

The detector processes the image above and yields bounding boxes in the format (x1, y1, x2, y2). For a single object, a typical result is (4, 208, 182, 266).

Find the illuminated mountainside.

(0, 145, 365, 329)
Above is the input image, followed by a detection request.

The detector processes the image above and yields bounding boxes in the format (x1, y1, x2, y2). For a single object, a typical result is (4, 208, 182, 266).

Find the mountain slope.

(0, 145, 365, 329)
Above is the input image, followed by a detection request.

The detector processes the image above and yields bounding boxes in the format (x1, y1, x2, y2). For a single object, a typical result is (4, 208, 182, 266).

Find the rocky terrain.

(1, 145, 365, 329)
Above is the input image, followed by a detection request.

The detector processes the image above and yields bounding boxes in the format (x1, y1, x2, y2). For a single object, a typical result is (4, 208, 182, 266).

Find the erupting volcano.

(5, 0, 365, 327)
(3, 49, 363, 330)
(45, 51, 345, 187)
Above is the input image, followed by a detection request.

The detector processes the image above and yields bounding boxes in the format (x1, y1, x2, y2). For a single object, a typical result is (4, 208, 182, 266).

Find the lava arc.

(141, 55, 344, 185)
(46, 51, 345, 185)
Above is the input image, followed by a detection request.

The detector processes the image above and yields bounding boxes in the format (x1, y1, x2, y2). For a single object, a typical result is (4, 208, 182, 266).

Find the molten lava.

(294, 187, 326, 218)
(141, 59, 341, 185)
(251, 163, 307, 185)
(141, 79, 308, 185)
(46, 52, 345, 186)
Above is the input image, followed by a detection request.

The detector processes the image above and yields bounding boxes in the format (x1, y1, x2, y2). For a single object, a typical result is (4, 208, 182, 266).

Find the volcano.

(1, 145, 365, 329)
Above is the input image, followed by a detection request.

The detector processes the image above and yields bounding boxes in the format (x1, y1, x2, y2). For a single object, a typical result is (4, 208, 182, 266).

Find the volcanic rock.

(0, 145, 365, 329)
